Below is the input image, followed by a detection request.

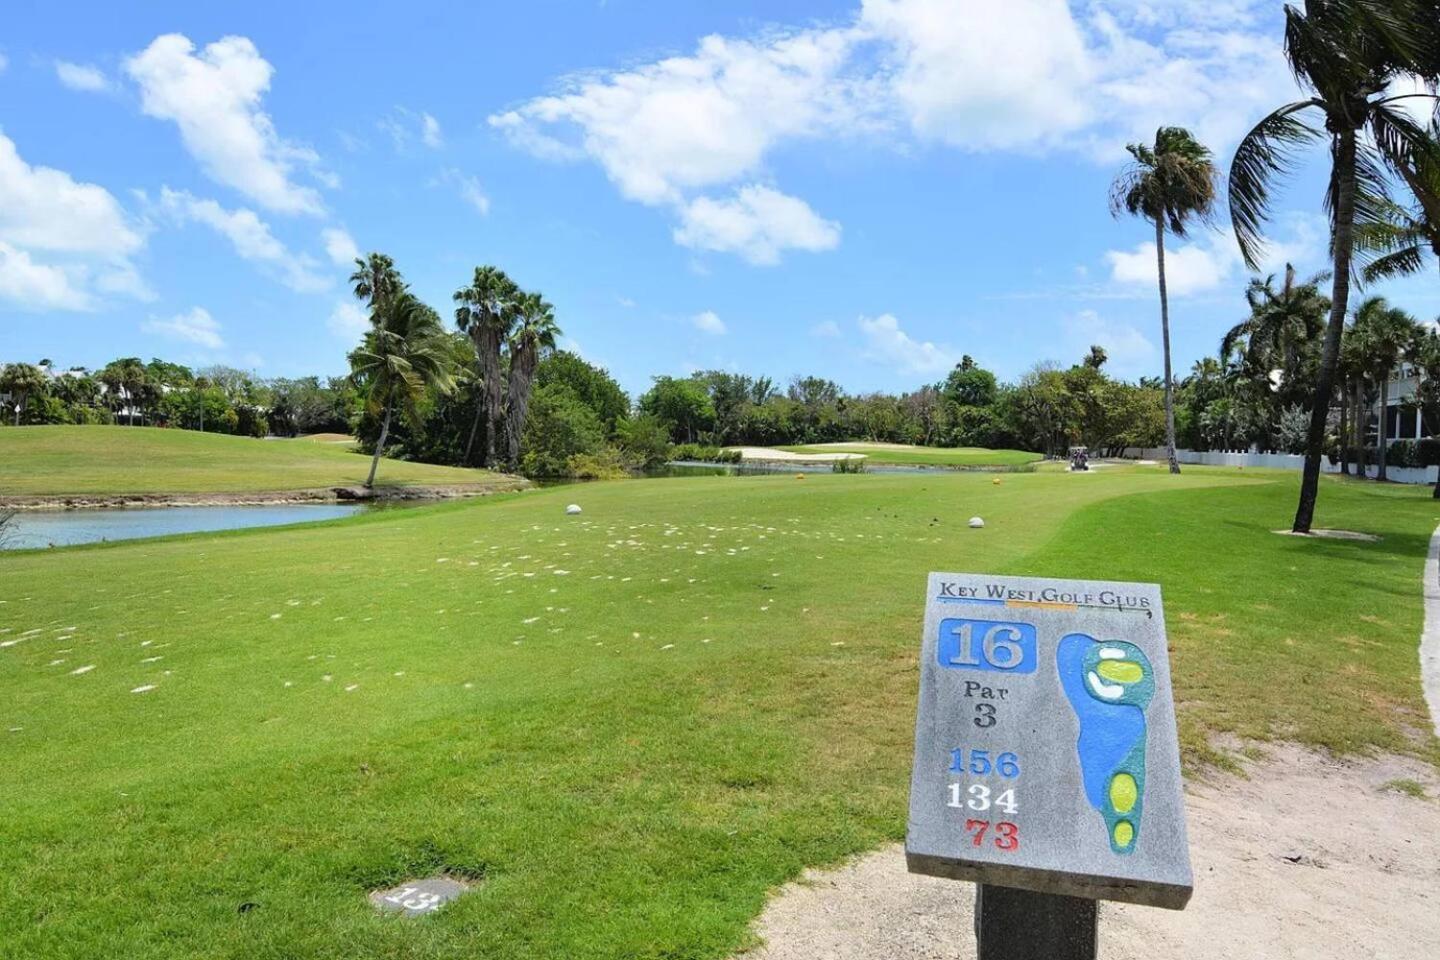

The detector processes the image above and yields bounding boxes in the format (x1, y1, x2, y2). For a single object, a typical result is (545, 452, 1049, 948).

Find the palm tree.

(1111, 126, 1220, 475)
(1351, 297, 1422, 480)
(349, 253, 403, 321)
(0, 363, 49, 426)
(1228, 0, 1440, 531)
(1221, 265, 1330, 442)
(453, 266, 519, 467)
(503, 291, 561, 469)
(348, 294, 457, 488)
(97, 358, 150, 426)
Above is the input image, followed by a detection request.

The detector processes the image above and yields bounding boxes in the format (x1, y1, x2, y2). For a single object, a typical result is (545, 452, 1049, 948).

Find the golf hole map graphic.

(905, 573, 1193, 909)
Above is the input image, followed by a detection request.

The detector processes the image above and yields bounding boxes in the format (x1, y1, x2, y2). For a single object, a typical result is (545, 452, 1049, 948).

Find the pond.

(1, 503, 367, 551)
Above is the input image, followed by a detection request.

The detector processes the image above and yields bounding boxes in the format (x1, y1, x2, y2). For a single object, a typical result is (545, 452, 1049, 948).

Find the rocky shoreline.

(0, 479, 531, 511)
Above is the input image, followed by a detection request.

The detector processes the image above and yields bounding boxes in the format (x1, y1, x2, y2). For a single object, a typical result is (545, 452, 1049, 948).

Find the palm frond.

(1228, 101, 1324, 269)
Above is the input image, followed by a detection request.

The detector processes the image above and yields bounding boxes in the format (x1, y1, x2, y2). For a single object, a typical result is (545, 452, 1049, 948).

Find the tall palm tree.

(503, 291, 561, 469)
(1351, 296, 1422, 480)
(453, 266, 519, 468)
(349, 253, 404, 322)
(1228, 0, 1440, 531)
(1221, 265, 1330, 433)
(348, 294, 457, 488)
(1111, 126, 1220, 475)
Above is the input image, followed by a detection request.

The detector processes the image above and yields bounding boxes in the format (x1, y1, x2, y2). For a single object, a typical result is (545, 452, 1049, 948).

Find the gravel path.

(738, 745, 1440, 960)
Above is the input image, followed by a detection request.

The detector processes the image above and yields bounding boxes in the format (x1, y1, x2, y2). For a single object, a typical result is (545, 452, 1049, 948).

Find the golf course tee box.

(905, 573, 1193, 909)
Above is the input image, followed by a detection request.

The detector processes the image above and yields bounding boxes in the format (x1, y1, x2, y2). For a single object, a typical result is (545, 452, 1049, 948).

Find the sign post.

(906, 573, 1192, 958)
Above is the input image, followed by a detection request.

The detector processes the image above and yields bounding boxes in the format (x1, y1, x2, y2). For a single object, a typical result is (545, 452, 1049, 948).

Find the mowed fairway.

(0, 426, 509, 496)
(2, 470, 1437, 958)
(778, 443, 1041, 466)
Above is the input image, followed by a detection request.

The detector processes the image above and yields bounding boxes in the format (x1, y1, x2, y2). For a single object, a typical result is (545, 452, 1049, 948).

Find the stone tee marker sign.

(906, 573, 1193, 916)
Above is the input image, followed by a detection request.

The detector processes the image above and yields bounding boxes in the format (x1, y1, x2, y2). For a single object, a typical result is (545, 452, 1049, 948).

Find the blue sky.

(2, 0, 1436, 397)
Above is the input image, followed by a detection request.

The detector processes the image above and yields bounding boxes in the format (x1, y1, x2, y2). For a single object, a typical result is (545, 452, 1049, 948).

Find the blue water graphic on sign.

(937, 618, 1037, 674)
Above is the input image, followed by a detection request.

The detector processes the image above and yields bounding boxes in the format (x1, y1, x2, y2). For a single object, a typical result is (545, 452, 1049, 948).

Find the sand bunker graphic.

(1057, 634, 1155, 854)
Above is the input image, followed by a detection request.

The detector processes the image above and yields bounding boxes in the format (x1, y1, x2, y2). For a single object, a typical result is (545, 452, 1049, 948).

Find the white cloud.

(1062, 308, 1157, 378)
(421, 112, 443, 148)
(125, 34, 327, 215)
(0, 132, 143, 256)
(159, 187, 328, 293)
(0, 131, 147, 310)
(142, 307, 225, 349)
(811, 320, 841, 338)
(0, 241, 91, 310)
(857, 313, 961, 375)
(493, 0, 1296, 259)
(321, 227, 359, 266)
(674, 185, 840, 265)
(433, 168, 490, 216)
(692, 310, 727, 335)
(55, 61, 111, 92)
(327, 300, 369, 339)
(1105, 215, 1326, 297)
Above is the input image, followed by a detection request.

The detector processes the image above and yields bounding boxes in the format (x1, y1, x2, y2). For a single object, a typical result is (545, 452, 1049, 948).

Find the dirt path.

(738, 745, 1440, 960)
(1421, 524, 1440, 737)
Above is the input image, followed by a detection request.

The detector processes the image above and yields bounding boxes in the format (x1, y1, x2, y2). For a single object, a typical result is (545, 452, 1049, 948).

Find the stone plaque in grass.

(905, 572, 1193, 909)
(369, 877, 469, 916)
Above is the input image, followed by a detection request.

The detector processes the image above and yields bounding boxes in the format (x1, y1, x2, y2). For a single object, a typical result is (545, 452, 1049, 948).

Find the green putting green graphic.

(1058, 635, 1155, 854)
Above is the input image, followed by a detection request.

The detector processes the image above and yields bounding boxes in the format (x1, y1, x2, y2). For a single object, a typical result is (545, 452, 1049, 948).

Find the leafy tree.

(1228, 0, 1440, 531)
(1112, 126, 1220, 474)
(615, 413, 671, 468)
(503, 291, 561, 470)
(943, 363, 997, 408)
(520, 382, 605, 477)
(533, 352, 630, 435)
(640, 376, 715, 443)
(0, 363, 50, 427)
(348, 294, 457, 488)
(453, 266, 519, 466)
(1082, 345, 1109, 370)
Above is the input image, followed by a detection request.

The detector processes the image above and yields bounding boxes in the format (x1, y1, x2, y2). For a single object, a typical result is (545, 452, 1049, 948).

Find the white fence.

(1118, 448, 1437, 485)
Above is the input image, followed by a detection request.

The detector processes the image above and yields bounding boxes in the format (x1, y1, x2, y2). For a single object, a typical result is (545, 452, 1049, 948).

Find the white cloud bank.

(674, 185, 840, 265)
(491, 0, 1294, 264)
(142, 306, 225, 349)
(322, 227, 360, 266)
(126, 34, 329, 215)
(0, 130, 148, 310)
(1105, 215, 1327, 296)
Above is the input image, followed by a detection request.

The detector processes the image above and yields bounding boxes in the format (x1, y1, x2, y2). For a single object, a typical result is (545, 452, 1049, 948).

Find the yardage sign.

(905, 573, 1193, 909)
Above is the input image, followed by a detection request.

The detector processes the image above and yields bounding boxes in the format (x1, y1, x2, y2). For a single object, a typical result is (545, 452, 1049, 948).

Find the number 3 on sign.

(965, 819, 1020, 851)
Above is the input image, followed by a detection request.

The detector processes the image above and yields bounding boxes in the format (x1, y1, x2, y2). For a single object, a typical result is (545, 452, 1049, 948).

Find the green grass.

(0, 426, 509, 496)
(1, 468, 1437, 958)
(1382, 778, 1430, 799)
(777, 443, 1042, 466)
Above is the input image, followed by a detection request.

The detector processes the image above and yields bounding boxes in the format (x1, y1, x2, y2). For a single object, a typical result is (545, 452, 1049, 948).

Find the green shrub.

(565, 448, 631, 480)
(831, 457, 867, 473)
(615, 414, 671, 469)
(521, 383, 606, 477)
(1416, 437, 1440, 467)
(670, 443, 741, 463)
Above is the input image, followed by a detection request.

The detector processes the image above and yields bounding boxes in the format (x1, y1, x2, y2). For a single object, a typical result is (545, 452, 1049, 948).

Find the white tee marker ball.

(565, 504, 582, 516)
(968, 517, 985, 528)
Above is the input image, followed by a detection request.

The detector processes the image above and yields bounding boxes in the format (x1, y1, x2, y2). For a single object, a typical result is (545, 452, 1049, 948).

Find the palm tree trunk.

(1354, 381, 1366, 478)
(1377, 379, 1389, 481)
(463, 396, 484, 465)
(1293, 129, 1357, 533)
(366, 403, 392, 489)
(1155, 217, 1180, 475)
(1338, 382, 1349, 475)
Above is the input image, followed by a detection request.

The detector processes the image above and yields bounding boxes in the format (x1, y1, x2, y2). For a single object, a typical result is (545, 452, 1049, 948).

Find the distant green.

(777, 443, 1041, 466)
(1, 467, 1436, 958)
(0, 426, 511, 496)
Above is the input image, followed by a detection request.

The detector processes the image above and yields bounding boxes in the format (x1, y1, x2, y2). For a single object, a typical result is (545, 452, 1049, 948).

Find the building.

(1373, 361, 1427, 444)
